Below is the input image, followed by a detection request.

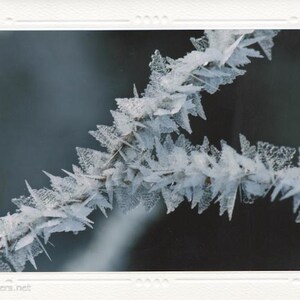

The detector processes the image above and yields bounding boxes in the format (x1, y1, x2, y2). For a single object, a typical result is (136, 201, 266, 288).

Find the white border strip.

(0, 272, 299, 299)
(0, 0, 299, 29)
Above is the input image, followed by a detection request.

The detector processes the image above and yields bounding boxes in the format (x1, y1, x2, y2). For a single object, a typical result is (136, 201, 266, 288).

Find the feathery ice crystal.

(1, 29, 298, 272)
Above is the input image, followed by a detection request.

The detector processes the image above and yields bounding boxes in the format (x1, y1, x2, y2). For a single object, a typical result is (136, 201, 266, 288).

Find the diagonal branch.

(0, 30, 286, 272)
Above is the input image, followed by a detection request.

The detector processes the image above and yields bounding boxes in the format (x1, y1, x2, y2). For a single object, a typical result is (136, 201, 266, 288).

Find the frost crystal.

(1, 30, 296, 272)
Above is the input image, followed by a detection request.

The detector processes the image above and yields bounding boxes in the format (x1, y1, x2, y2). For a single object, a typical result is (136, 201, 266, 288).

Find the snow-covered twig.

(1, 29, 293, 272)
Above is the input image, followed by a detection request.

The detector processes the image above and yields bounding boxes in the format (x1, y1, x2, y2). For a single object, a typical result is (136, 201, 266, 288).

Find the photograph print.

(0, 29, 299, 272)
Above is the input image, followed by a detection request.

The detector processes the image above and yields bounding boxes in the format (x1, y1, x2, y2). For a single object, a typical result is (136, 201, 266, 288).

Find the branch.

(0, 30, 285, 272)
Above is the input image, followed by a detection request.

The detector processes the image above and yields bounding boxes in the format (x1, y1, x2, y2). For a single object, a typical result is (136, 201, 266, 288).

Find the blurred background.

(0, 30, 299, 271)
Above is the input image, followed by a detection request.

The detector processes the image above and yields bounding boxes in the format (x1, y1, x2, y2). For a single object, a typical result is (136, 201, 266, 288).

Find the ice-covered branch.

(0, 30, 286, 272)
